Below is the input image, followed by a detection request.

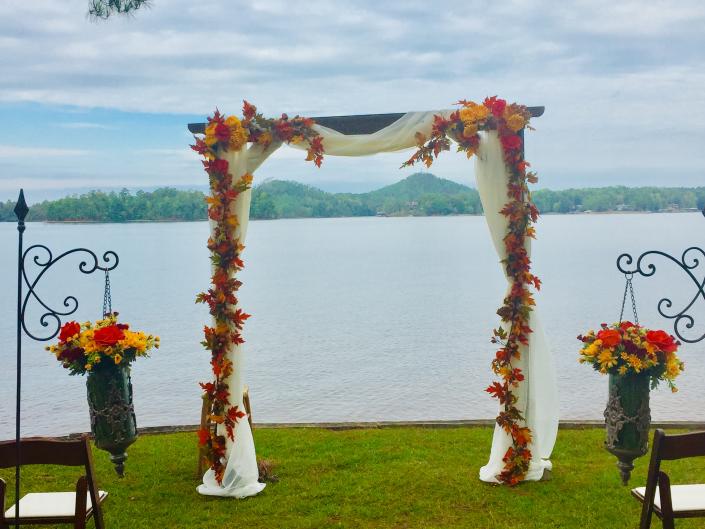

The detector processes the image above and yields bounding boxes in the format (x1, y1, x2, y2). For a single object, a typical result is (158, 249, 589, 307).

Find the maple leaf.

(227, 406, 247, 422)
(485, 382, 507, 403)
(197, 428, 210, 446)
(242, 100, 257, 121)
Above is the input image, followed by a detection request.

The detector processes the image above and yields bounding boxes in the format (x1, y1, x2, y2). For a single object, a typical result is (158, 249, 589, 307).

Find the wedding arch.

(187, 98, 559, 497)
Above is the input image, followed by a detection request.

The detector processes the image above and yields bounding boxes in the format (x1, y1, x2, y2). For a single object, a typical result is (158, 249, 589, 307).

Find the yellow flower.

(225, 116, 249, 151)
(240, 173, 254, 186)
(583, 342, 600, 357)
(618, 365, 629, 376)
(257, 131, 273, 146)
(114, 354, 122, 365)
(506, 113, 526, 133)
(627, 355, 643, 372)
(666, 359, 682, 378)
(459, 103, 489, 124)
(205, 123, 218, 147)
(85, 364, 93, 371)
(463, 124, 478, 137)
(598, 349, 617, 369)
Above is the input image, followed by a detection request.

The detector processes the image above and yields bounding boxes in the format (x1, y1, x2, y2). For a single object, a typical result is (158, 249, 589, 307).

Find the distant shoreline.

(15, 208, 700, 225)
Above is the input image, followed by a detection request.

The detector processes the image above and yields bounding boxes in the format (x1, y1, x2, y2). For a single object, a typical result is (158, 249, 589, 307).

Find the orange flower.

(597, 328, 621, 347)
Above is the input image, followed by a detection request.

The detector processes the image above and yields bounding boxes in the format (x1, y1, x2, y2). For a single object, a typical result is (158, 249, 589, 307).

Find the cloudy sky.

(1, 0, 704, 201)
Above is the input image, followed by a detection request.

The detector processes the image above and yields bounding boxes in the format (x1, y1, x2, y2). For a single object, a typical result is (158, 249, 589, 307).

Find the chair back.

(0, 436, 104, 529)
(0, 437, 91, 468)
(656, 429, 705, 461)
(639, 429, 705, 529)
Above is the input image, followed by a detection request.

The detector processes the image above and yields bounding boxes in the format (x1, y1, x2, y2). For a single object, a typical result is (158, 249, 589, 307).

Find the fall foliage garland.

(403, 97, 540, 485)
(191, 102, 324, 483)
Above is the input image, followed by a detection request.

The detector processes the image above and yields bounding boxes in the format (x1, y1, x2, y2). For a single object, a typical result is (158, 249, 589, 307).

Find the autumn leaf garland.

(191, 102, 324, 483)
(403, 97, 540, 485)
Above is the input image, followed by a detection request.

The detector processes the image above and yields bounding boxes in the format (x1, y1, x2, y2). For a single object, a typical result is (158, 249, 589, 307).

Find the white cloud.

(55, 122, 116, 130)
(0, 0, 703, 193)
(0, 145, 92, 158)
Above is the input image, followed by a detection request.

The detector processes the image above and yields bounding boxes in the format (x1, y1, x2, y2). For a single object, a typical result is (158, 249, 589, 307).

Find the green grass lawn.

(4, 426, 704, 528)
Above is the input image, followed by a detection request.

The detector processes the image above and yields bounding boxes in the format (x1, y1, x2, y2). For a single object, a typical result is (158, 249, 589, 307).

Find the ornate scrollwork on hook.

(616, 246, 705, 343)
(20, 245, 119, 341)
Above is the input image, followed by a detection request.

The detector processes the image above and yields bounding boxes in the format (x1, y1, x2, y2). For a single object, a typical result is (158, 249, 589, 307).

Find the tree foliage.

(88, 0, 151, 20)
(2, 176, 704, 223)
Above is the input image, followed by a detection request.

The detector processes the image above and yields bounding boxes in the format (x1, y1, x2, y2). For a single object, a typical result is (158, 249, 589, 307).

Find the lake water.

(1, 213, 704, 438)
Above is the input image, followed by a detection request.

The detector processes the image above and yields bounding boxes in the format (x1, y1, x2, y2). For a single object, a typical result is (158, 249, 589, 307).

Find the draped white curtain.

(197, 111, 559, 497)
(475, 131, 559, 482)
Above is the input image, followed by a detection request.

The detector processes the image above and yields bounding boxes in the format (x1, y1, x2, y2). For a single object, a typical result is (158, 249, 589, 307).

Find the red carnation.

(59, 321, 81, 343)
(93, 325, 125, 347)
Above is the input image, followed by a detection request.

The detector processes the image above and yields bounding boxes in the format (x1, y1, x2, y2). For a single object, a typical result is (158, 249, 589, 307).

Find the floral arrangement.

(403, 97, 539, 485)
(191, 101, 324, 483)
(47, 313, 159, 375)
(578, 322, 684, 391)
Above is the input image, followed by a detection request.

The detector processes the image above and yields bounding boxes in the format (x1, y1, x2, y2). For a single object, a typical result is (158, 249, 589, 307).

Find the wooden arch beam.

(187, 106, 545, 136)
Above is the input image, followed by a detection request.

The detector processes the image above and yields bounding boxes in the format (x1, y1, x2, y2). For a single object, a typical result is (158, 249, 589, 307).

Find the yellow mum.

(598, 349, 617, 370)
(506, 113, 526, 133)
(459, 103, 489, 124)
(225, 116, 249, 151)
(204, 123, 218, 147)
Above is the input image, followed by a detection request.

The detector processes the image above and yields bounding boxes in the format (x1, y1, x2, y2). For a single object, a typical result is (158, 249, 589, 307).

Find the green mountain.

(250, 173, 482, 219)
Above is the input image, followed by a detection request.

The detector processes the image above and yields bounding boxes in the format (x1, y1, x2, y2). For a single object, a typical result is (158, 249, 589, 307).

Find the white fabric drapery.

(197, 111, 559, 497)
(475, 132, 559, 482)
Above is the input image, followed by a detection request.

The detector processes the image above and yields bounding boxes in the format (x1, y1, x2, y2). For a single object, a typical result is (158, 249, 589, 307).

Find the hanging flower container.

(47, 313, 159, 476)
(578, 321, 684, 484)
(86, 361, 137, 476)
(604, 372, 651, 485)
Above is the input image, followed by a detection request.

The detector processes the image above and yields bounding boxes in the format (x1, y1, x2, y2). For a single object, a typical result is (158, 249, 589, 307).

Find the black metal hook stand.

(616, 208, 705, 344)
(12, 189, 119, 526)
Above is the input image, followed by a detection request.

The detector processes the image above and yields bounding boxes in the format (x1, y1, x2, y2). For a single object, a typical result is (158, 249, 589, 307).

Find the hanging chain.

(619, 273, 639, 325)
(103, 269, 112, 317)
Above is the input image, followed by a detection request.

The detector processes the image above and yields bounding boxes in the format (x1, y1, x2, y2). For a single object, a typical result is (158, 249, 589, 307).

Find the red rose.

(597, 329, 621, 347)
(484, 96, 507, 117)
(492, 99, 506, 116)
(59, 321, 81, 343)
(646, 330, 678, 353)
(619, 321, 635, 331)
(214, 123, 230, 143)
(93, 325, 125, 347)
(500, 134, 522, 152)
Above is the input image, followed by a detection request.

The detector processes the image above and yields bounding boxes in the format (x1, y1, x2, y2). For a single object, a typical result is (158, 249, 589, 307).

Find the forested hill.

(1, 173, 704, 222)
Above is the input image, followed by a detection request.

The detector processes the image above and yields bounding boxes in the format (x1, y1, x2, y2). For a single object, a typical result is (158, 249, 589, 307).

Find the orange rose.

(597, 329, 621, 347)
